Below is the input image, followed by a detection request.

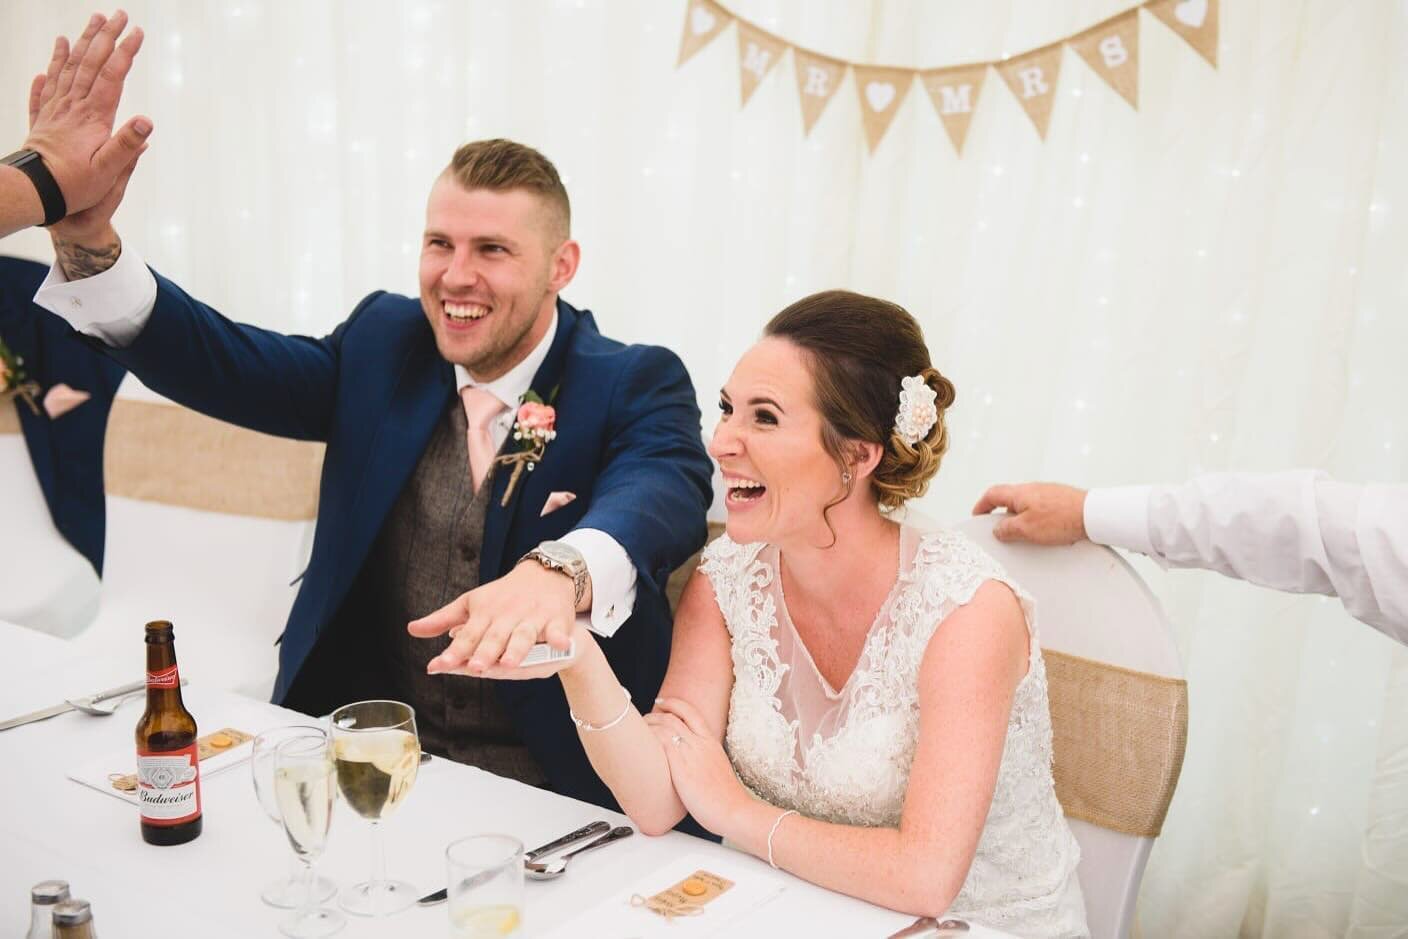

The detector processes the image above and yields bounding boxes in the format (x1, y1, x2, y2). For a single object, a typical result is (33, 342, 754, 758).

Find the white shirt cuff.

(559, 528, 637, 639)
(1083, 485, 1156, 556)
(33, 241, 157, 348)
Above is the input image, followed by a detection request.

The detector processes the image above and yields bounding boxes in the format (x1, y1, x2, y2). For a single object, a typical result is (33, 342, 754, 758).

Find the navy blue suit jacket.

(1, 256, 125, 573)
(100, 272, 713, 813)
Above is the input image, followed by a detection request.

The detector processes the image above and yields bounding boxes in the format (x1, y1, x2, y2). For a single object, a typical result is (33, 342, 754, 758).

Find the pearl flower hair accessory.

(894, 374, 938, 446)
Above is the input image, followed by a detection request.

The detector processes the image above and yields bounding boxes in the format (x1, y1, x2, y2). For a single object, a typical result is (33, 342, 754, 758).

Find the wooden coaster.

(109, 727, 253, 792)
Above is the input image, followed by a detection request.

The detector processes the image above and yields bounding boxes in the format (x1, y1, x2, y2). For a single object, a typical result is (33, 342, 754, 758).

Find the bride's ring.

(670, 734, 683, 746)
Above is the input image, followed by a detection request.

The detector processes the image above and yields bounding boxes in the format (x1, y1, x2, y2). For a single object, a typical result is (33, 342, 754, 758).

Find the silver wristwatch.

(521, 541, 590, 607)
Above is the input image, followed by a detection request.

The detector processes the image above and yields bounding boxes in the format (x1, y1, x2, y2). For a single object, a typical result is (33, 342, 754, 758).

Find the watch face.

(533, 543, 586, 576)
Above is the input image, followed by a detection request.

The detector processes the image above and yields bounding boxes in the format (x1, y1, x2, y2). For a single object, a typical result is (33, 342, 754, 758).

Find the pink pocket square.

(540, 491, 577, 517)
(43, 383, 90, 419)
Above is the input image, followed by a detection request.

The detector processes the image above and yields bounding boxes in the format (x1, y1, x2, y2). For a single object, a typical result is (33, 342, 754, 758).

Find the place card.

(67, 726, 255, 806)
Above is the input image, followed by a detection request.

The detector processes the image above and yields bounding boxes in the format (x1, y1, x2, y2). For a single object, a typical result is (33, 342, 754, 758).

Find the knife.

(0, 679, 149, 732)
(416, 819, 611, 906)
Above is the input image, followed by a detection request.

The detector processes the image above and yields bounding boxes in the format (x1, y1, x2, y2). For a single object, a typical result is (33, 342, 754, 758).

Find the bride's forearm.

(558, 638, 687, 834)
(723, 801, 968, 918)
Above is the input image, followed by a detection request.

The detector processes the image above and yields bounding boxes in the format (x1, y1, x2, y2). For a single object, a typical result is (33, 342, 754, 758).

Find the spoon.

(525, 825, 634, 880)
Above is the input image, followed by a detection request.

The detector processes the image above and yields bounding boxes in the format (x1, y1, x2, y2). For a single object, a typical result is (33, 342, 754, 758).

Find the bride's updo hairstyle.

(764, 290, 956, 510)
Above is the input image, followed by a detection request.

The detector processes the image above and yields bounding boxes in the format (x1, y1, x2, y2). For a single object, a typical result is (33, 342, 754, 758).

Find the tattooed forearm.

(53, 234, 122, 281)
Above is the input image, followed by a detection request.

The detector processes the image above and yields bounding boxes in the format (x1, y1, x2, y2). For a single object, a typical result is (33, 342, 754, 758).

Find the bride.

(424, 290, 1087, 936)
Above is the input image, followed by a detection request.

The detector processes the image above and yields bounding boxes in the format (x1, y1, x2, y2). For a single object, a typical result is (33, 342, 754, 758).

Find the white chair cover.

(71, 376, 320, 701)
(0, 403, 99, 637)
(955, 514, 1186, 939)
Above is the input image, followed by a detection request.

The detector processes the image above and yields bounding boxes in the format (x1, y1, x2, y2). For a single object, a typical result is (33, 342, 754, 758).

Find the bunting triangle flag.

(919, 63, 989, 155)
(736, 20, 787, 106)
(677, 0, 732, 68)
(995, 43, 1065, 139)
(670, 0, 1216, 153)
(1145, 0, 1219, 68)
(853, 66, 915, 152)
(1069, 10, 1140, 108)
(792, 48, 847, 134)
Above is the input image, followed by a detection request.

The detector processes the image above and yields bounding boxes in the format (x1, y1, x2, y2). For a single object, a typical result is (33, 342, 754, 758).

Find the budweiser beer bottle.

(135, 620, 202, 845)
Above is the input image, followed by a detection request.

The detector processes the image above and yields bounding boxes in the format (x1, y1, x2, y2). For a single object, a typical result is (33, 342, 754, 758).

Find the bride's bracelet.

(569, 685, 632, 733)
(766, 809, 797, 869)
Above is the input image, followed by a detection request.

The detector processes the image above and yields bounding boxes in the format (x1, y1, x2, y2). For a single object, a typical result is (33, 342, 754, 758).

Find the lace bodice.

(701, 525, 1088, 938)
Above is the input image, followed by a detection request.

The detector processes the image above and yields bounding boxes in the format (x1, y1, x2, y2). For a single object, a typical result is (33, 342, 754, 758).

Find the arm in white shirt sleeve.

(559, 527, 637, 639)
(1084, 471, 1408, 644)
(32, 241, 157, 347)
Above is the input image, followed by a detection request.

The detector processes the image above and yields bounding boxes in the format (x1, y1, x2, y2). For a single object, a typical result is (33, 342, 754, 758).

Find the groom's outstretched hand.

(411, 561, 580, 678)
(972, 482, 1088, 545)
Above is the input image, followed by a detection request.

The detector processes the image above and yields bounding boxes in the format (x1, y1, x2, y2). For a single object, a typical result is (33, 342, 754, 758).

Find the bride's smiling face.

(709, 338, 844, 546)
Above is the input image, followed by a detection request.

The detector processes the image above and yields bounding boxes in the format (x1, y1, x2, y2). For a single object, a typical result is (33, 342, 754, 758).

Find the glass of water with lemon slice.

(446, 834, 523, 937)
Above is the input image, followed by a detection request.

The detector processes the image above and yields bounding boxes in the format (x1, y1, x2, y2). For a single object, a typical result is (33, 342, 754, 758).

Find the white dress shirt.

(1084, 470, 1407, 646)
(34, 245, 638, 637)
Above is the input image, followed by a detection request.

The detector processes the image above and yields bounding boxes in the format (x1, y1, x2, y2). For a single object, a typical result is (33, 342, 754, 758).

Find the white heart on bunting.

(691, 5, 717, 35)
(865, 81, 896, 112)
(1175, 0, 1208, 28)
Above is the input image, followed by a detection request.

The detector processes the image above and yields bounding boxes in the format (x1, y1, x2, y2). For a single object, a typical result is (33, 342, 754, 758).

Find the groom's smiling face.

(419, 176, 579, 381)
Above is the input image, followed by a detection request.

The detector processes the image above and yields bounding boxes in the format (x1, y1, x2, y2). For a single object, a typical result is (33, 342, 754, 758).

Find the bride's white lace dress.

(700, 524, 1088, 938)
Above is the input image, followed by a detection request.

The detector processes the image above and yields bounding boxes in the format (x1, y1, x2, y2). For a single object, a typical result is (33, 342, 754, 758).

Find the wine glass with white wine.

(273, 732, 343, 938)
(328, 700, 421, 917)
(252, 725, 338, 908)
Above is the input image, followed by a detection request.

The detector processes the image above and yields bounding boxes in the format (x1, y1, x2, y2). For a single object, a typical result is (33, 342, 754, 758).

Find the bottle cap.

(52, 898, 92, 925)
(31, 880, 70, 905)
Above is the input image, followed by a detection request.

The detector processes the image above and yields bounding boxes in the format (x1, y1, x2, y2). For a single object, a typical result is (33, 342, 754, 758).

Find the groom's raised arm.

(32, 184, 348, 442)
(34, 233, 350, 443)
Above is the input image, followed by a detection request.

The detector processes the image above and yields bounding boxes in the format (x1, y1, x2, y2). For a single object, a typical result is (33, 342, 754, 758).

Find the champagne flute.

(273, 733, 344, 938)
(252, 725, 338, 908)
(328, 700, 421, 917)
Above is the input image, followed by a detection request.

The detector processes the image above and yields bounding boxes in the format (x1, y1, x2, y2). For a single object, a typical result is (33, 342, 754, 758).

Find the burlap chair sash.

(104, 398, 324, 520)
(1045, 648, 1188, 837)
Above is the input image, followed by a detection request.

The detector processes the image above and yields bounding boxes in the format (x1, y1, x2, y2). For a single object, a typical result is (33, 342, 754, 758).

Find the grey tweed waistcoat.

(366, 392, 547, 786)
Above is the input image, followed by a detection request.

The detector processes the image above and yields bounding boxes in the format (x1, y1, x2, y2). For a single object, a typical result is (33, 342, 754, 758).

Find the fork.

(66, 679, 185, 715)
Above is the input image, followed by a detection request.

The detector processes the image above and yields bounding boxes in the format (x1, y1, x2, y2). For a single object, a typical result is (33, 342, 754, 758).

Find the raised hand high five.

(2, 11, 150, 240)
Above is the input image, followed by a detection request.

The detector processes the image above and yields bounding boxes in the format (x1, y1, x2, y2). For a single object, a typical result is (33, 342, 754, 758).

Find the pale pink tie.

(460, 386, 508, 492)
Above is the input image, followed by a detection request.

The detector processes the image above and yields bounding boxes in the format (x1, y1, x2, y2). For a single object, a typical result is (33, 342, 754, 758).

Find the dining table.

(0, 619, 1013, 938)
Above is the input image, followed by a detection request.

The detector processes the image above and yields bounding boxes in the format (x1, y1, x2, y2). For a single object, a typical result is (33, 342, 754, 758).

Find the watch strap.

(2, 150, 66, 226)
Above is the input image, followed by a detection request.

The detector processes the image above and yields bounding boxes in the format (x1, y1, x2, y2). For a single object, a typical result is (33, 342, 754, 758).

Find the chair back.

(955, 515, 1188, 939)
(0, 401, 99, 635)
(665, 521, 728, 612)
(77, 375, 325, 700)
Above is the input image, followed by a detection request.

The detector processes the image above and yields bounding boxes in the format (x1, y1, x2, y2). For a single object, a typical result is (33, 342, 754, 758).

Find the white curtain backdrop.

(3, 2, 1406, 934)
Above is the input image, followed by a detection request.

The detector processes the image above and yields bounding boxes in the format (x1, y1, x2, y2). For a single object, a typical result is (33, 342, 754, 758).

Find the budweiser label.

(136, 743, 201, 825)
(146, 664, 180, 689)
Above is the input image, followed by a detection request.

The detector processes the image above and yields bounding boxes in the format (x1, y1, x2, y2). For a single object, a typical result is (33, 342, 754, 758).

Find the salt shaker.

(25, 880, 70, 939)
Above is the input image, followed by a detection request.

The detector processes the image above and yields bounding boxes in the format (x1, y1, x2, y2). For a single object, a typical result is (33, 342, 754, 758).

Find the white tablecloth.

(0, 621, 1012, 938)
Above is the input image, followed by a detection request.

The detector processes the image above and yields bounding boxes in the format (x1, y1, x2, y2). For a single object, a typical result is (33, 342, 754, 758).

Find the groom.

(31, 136, 714, 812)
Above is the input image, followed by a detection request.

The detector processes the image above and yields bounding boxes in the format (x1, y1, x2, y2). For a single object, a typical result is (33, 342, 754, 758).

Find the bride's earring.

(841, 471, 852, 485)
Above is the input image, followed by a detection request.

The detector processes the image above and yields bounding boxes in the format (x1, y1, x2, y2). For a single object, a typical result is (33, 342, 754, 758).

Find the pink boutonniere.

(493, 388, 559, 506)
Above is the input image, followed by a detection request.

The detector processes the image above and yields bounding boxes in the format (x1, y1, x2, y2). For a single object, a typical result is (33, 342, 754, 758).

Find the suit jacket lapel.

(338, 334, 454, 608)
(479, 300, 583, 581)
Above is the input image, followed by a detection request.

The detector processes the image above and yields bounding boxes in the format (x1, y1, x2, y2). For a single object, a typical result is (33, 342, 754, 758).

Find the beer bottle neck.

(144, 639, 185, 705)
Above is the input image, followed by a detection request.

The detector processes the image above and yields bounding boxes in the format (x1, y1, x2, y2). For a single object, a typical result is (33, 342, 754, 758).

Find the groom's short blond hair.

(446, 138, 571, 243)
